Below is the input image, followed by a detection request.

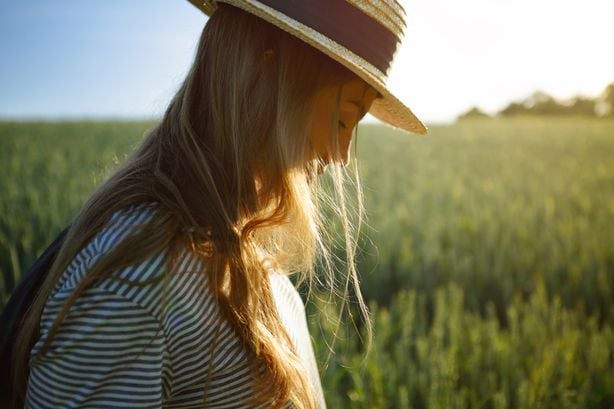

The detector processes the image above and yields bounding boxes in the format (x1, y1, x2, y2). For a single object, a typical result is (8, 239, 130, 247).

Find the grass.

(1, 117, 612, 407)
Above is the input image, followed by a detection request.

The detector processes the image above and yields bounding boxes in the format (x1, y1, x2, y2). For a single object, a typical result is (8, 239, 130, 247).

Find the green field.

(1, 118, 613, 408)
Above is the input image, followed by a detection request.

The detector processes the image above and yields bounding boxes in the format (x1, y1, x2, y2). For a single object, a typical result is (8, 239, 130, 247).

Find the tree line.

(458, 82, 614, 120)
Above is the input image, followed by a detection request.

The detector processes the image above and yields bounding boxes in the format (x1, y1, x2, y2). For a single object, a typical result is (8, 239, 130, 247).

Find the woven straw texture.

(188, 0, 427, 135)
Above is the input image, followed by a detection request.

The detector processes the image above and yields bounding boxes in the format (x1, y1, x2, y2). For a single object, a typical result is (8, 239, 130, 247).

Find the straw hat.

(187, 0, 427, 135)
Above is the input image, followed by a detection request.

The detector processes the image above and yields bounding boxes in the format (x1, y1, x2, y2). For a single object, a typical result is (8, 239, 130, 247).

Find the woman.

(10, 1, 426, 408)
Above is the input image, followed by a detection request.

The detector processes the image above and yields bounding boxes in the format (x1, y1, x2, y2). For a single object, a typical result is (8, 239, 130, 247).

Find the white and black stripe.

(26, 204, 326, 408)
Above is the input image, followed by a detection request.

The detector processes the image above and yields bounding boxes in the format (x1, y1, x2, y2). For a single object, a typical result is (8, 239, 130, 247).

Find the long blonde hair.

(12, 4, 371, 408)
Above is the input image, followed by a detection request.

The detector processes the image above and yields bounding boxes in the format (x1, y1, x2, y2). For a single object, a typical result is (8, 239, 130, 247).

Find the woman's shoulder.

(49, 202, 212, 320)
(91, 203, 213, 316)
(269, 272, 305, 315)
(37, 204, 256, 404)
(93, 202, 160, 254)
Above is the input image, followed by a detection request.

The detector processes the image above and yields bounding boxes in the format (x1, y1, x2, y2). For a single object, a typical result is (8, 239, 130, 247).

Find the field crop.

(1, 118, 612, 407)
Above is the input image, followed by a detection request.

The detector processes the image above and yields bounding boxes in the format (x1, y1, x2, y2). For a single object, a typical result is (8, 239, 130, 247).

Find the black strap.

(259, 0, 399, 74)
(0, 228, 68, 407)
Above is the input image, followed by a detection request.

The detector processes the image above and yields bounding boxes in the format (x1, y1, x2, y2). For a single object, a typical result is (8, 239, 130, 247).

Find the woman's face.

(309, 77, 378, 173)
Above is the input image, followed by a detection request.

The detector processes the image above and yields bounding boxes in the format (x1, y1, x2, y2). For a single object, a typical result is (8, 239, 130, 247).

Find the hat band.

(258, 0, 399, 75)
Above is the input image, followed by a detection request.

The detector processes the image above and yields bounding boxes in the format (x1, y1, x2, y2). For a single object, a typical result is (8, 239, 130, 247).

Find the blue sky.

(0, 0, 205, 119)
(1, 0, 613, 123)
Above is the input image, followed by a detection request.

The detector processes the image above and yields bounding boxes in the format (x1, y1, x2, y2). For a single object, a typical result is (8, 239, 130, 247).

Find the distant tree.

(457, 106, 490, 121)
(497, 82, 613, 117)
(523, 91, 553, 109)
(524, 91, 568, 115)
(499, 102, 529, 116)
(596, 83, 614, 117)
(567, 97, 596, 116)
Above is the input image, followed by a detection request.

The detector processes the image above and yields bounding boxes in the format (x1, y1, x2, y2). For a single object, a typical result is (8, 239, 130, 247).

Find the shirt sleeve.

(25, 287, 171, 409)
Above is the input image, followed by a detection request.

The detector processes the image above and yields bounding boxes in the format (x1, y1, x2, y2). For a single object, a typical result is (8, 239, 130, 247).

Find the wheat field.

(1, 118, 612, 408)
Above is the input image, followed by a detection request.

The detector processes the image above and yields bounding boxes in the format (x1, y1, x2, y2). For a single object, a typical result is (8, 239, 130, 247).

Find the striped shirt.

(25, 204, 326, 408)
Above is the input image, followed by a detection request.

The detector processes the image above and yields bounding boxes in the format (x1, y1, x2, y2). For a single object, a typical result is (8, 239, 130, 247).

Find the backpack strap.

(0, 228, 69, 407)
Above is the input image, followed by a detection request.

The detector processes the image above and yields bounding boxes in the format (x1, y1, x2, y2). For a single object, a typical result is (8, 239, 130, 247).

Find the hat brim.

(188, 0, 428, 135)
